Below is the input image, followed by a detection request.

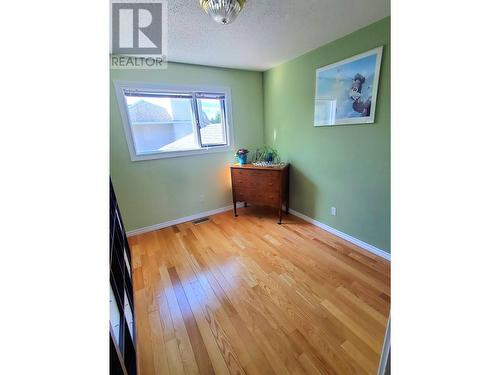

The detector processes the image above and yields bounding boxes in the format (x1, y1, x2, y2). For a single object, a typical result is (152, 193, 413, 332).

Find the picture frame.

(314, 46, 383, 126)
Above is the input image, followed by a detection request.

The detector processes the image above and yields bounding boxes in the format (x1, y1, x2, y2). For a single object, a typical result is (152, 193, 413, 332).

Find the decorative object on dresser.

(230, 163, 289, 224)
(254, 145, 280, 164)
(235, 148, 249, 165)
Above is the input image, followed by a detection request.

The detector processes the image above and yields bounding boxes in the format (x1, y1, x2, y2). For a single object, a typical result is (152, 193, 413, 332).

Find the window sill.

(130, 145, 232, 161)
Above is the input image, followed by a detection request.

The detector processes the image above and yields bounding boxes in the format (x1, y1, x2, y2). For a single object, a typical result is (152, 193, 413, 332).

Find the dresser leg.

(278, 208, 282, 224)
(244, 202, 248, 207)
(233, 202, 238, 217)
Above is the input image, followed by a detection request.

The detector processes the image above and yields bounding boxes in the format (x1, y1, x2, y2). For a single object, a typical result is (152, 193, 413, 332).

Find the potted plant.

(235, 148, 249, 165)
(255, 146, 280, 164)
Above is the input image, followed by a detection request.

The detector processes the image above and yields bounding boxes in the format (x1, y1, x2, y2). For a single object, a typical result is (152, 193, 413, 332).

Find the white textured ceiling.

(166, 0, 390, 71)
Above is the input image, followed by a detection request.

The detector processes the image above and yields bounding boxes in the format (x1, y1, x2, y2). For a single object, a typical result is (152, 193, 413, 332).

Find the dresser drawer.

(233, 185, 251, 202)
(232, 169, 281, 193)
(255, 191, 280, 206)
(233, 185, 280, 206)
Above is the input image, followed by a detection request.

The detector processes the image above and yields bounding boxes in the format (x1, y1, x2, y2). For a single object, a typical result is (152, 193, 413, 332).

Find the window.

(114, 81, 234, 161)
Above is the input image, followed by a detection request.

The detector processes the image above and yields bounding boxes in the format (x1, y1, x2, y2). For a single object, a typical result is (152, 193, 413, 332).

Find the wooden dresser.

(230, 163, 289, 224)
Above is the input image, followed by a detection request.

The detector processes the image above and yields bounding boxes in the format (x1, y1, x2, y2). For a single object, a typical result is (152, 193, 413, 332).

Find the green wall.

(110, 63, 264, 231)
(111, 17, 390, 253)
(263, 17, 390, 252)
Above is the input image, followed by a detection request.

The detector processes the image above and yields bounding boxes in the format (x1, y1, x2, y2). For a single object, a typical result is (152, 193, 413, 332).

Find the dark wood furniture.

(230, 163, 289, 224)
(110, 180, 136, 375)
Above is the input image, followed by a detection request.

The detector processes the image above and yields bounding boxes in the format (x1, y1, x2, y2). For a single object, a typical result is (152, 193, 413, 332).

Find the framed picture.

(314, 46, 383, 126)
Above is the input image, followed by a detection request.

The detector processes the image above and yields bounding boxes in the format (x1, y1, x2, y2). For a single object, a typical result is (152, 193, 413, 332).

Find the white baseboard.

(288, 209, 391, 261)
(126, 203, 244, 237)
(126, 204, 390, 261)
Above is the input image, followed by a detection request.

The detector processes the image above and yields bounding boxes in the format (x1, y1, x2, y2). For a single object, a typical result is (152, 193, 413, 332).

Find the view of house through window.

(120, 87, 231, 160)
(125, 93, 197, 153)
(197, 96, 227, 146)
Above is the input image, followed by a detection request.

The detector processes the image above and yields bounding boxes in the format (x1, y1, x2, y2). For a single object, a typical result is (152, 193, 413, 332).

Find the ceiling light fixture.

(199, 0, 246, 25)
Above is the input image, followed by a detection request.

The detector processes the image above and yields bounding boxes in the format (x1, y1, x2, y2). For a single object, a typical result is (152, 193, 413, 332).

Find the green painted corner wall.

(263, 17, 390, 252)
(110, 63, 264, 231)
(110, 17, 390, 252)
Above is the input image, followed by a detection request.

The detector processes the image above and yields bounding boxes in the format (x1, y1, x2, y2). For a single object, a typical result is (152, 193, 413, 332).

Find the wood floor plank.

(298, 353, 323, 375)
(168, 266, 216, 375)
(148, 309, 171, 375)
(335, 286, 389, 328)
(321, 299, 383, 353)
(287, 329, 336, 375)
(341, 340, 376, 375)
(179, 247, 270, 374)
(188, 278, 249, 374)
(130, 206, 390, 375)
(134, 289, 155, 375)
(172, 246, 241, 375)
(158, 265, 199, 375)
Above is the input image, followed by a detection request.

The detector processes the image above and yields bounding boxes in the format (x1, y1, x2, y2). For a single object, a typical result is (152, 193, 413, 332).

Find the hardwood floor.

(129, 206, 390, 375)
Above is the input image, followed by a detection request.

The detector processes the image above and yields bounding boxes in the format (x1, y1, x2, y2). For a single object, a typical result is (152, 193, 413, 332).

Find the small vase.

(237, 154, 247, 165)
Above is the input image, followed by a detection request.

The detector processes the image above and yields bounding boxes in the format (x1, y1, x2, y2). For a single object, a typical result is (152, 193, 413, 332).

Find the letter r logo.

(112, 2, 163, 55)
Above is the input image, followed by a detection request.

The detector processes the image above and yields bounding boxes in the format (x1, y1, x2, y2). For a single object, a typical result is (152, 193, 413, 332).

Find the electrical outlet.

(199, 193, 205, 203)
(331, 207, 337, 216)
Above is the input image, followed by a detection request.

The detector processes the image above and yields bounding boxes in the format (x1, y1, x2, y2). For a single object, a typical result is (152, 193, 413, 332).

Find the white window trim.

(113, 80, 235, 161)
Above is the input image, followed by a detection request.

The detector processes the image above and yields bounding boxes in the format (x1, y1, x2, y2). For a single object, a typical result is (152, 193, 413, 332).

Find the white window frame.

(114, 80, 235, 161)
